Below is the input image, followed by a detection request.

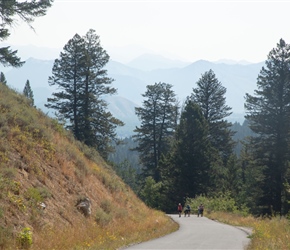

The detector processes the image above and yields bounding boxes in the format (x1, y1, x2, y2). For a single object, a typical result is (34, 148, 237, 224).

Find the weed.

(24, 187, 51, 206)
(0, 167, 16, 180)
(100, 200, 112, 213)
(95, 207, 112, 226)
(17, 227, 32, 249)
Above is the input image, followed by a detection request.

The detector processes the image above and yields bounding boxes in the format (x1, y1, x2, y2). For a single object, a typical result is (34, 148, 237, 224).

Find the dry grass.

(33, 209, 177, 250)
(207, 211, 290, 250)
(0, 84, 178, 249)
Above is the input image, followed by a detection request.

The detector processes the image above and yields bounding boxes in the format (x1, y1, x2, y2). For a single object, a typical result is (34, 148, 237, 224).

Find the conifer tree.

(0, 0, 52, 67)
(23, 79, 34, 106)
(190, 69, 236, 193)
(161, 100, 212, 207)
(46, 30, 123, 160)
(78, 29, 123, 158)
(133, 82, 179, 182)
(236, 141, 265, 214)
(244, 38, 290, 216)
(191, 69, 234, 159)
(0, 72, 7, 85)
(46, 33, 85, 139)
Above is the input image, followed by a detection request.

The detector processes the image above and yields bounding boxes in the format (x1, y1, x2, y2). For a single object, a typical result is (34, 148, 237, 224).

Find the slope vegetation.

(0, 84, 177, 250)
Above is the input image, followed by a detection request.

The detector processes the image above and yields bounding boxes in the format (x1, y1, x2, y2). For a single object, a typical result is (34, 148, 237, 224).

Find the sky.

(6, 0, 290, 63)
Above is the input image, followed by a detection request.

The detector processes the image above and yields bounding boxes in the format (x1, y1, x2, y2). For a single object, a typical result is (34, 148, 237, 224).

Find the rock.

(76, 198, 91, 217)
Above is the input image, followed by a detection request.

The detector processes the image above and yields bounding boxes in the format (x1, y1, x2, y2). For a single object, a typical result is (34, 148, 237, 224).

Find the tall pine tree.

(79, 29, 123, 159)
(133, 82, 179, 182)
(46, 30, 123, 160)
(190, 69, 236, 193)
(191, 69, 234, 160)
(46, 33, 85, 139)
(244, 38, 290, 216)
(160, 100, 212, 210)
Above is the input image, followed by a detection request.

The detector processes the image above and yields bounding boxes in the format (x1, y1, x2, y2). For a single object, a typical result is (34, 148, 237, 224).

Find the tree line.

(1, 1, 290, 217)
(111, 39, 290, 216)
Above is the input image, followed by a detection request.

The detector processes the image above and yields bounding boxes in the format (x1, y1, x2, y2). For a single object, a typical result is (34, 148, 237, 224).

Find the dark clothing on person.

(184, 204, 191, 217)
(198, 204, 204, 217)
(178, 203, 182, 217)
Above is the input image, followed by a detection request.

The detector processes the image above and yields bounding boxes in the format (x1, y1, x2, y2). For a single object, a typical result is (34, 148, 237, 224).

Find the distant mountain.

(104, 96, 140, 138)
(214, 59, 254, 65)
(108, 58, 264, 119)
(127, 53, 190, 71)
(1, 43, 61, 60)
(5, 58, 55, 112)
(3, 54, 265, 136)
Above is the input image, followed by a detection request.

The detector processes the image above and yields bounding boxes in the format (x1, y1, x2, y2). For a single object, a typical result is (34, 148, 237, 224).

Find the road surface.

(123, 214, 251, 250)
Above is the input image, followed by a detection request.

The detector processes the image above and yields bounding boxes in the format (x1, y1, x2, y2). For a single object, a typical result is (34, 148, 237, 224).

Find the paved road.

(123, 214, 251, 250)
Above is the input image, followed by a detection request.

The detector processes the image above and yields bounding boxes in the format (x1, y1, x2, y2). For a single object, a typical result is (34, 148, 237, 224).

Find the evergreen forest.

(110, 39, 290, 217)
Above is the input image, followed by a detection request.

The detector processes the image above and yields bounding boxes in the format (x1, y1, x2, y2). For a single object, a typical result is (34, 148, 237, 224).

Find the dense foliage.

(159, 101, 213, 211)
(244, 38, 290, 216)
(111, 41, 290, 217)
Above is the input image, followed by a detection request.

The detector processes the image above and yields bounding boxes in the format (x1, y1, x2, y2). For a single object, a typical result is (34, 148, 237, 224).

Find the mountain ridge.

(2, 50, 265, 136)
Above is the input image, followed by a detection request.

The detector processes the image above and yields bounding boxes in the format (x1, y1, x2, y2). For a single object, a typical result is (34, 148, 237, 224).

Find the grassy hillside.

(0, 84, 178, 250)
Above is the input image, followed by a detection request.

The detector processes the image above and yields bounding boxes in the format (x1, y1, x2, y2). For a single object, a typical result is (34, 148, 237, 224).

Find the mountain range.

(1, 45, 265, 137)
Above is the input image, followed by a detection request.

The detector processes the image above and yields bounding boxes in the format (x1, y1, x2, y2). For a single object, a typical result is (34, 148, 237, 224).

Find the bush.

(17, 227, 32, 249)
(95, 207, 112, 227)
(24, 187, 51, 205)
(186, 192, 249, 216)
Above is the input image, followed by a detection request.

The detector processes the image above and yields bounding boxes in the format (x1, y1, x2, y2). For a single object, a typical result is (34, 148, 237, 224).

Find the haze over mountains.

(1, 44, 265, 137)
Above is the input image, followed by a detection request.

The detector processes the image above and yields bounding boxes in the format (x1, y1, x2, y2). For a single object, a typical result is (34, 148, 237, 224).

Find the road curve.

(123, 214, 251, 250)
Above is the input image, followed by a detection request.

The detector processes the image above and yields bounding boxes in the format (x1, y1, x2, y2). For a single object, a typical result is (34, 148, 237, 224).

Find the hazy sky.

(7, 0, 290, 63)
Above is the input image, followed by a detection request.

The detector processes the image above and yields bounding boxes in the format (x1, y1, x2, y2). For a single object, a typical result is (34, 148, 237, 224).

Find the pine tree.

(133, 82, 179, 182)
(162, 100, 212, 206)
(46, 33, 85, 139)
(46, 30, 123, 160)
(237, 141, 265, 214)
(190, 69, 236, 194)
(0, 0, 52, 67)
(191, 69, 235, 159)
(78, 29, 123, 159)
(0, 72, 7, 85)
(23, 80, 34, 106)
(244, 38, 290, 216)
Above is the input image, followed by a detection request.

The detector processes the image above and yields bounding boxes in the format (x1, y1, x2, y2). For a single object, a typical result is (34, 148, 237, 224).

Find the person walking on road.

(178, 203, 183, 217)
(198, 204, 204, 217)
(184, 204, 191, 217)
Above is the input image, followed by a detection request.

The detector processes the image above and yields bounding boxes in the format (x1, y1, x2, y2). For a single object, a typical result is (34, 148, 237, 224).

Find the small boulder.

(76, 198, 91, 217)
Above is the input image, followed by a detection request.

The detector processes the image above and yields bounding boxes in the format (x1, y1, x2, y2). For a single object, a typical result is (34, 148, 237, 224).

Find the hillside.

(0, 84, 178, 249)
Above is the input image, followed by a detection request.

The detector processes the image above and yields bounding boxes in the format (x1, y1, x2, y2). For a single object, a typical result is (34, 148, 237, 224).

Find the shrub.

(186, 192, 249, 216)
(100, 200, 112, 213)
(95, 207, 112, 227)
(24, 187, 51, 205)
(17, 227, 32, 249)
(0, 167, 16, 179)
